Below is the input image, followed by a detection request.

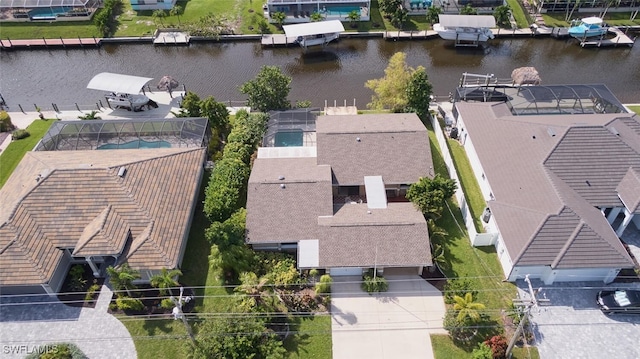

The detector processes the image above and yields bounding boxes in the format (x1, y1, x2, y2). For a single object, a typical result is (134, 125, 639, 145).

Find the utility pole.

(172, 286, 196, 344)
(506, 275, 549, 358)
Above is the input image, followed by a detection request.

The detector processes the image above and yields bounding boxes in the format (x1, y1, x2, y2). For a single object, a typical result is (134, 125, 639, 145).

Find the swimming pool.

(28, 6, 73, 18)
(274, 131, 303, 147)
(98, 140, 172, 150)
(324, 6, 361, 16)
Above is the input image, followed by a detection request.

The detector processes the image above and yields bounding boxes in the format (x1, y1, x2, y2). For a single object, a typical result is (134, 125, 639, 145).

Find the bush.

(161, 298, 176, 310)
(444, 279, 478, 304)
(115, 296, 145, 312)
(444, 309, 478, 343)
(68, 265, 87, 291)
(484, 335, 508, 358)
(25, 342, 88, 359)
(12, 129, 30, 140)
(85, 282, 100, 302)
(361, 271, 389, 293)
(315, 274, 333, 294)
(472, 342, 493, 359)
(0, 111, 14, 132)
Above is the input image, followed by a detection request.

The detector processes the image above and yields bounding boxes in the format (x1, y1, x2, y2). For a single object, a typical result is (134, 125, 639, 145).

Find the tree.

(426, 6, 443, 24)
(185, 316, 286, 359)
(107, 264, 140, 297)
(203, 157, 250, 222)
(406, 66, 433, 120)
(406, 174, 457, 220)
(365, 52, 412, 112)
(493, 5, 511, 28)
(239, 66, 291, 112)
(170, 5, 183, 26)
(152, 9, 166, 27)
(391, 7, 409, 29)
(460, 4, 478, 15)
(200, 96, 230, 135)
(453, 292, 485, 322)
(272, 11, 287, 28)
(178, 91, 202, 117)
(150, 268, 183, 296)
(379, 0, 403, 17)
(207, 209, 254, 276)
(310, 12, 324, 22)
(346, 10, 361, 28)
(235, 271, 282, 313)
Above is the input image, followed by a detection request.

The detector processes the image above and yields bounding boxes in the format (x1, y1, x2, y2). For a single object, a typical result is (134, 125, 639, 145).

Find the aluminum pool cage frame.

(262, 109, 319, 147)
(35, 118, 211, 151)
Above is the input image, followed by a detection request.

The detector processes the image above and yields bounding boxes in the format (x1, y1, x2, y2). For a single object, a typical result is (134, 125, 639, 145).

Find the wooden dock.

(153, 30, 190, 45)
(261, 34, 297, 47)
(383, 30, 437, 40)
(0, 37, 100, 50)
(579, 27, 635, 48)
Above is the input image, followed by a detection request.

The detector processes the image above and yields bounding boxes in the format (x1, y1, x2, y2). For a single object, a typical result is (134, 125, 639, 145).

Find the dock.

(153, 30, 190, 45)
(383, 30, 437, 40)
(261, 34, 299, 47)
(0, 37, 100, 50)
(579, 27, 635, 48)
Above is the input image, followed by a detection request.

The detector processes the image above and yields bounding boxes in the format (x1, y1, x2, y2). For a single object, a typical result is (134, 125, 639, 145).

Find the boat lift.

(87, 72, 156, 111)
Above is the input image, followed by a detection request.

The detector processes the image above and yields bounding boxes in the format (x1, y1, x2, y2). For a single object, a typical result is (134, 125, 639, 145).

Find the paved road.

(331, 274, 446, 359)
(0, 286, 136, 359)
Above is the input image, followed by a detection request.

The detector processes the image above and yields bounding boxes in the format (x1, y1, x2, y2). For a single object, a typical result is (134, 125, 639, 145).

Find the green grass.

(542, 11, 640, 27)
(431, 334, 539, 358)
(506, 0, 530, 29)
(627, 106, 640, 115)
(0, 119, 55, 188)
(446, 138, 485, 233)
(284, 315, 332, 359)
(120, 319, 188, 359)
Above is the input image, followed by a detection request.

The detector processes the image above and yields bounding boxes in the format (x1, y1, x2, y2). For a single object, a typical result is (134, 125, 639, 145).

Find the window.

(338, 186, 360, 196)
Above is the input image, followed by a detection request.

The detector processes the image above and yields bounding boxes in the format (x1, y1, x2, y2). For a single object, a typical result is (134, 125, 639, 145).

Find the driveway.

(331, 273, 446, 359)
(521, 280, 640, 359)
(0, 286, 136, 359)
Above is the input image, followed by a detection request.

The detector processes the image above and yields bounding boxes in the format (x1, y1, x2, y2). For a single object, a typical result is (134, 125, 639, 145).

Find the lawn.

(506, 0, 531, 29)
(628, 105, 640, 115)
(431, 334, 540, 359)
(284, 315, 333, 359)
(446, 138, 485, 233)
(0, 118, 55, 188)
(542, 11, 640, 27)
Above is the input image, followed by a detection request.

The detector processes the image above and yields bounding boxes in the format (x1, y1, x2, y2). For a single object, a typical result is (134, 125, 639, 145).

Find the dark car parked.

(597, 290, 640, 314)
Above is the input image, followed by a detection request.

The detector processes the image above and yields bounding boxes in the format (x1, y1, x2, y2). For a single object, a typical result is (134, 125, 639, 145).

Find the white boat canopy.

(87, 72, 153, 95)
(581, 17, 603, 24)
(283, 20, 345, 38)
(437, 15, 496, 28)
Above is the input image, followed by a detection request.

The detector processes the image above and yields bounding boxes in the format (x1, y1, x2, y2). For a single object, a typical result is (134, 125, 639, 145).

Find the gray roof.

(456, 101, 636, 269)
(316, 113, 432, 185)
(617, 168, 640, 213)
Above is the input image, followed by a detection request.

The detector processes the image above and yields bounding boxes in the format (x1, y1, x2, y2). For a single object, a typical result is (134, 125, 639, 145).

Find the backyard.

(0, 118, 54, 187)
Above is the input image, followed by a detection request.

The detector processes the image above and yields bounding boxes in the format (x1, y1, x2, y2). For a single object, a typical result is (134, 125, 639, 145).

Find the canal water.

(0, 37, 639, 111)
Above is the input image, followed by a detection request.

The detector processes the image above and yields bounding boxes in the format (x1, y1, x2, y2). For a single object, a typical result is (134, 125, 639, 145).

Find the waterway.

(1, 37, 639, 111)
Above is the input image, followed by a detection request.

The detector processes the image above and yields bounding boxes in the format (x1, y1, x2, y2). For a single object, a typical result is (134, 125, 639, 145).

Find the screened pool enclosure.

(35, 118, 211, 151)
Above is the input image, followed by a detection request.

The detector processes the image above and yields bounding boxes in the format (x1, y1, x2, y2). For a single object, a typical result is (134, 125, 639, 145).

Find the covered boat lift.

(283, 20, 344, 49)
(87, 72, 155, 111)
(434, 15, 496, 47)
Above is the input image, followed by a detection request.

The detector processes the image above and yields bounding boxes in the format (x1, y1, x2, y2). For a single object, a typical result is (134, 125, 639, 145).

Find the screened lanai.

(262, 109, 319, 147)
(0, 0, 89, 8)
(35, 118, 211, 151)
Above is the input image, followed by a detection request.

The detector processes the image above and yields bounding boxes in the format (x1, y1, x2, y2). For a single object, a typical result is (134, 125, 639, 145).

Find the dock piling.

(61, 37, 65, 48)
(75, 103, 81, 112)
(19, 104, 24, 114)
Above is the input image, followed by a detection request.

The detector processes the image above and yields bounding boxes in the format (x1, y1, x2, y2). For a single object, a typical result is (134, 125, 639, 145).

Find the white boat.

(568, 17, 608, 39)
(87, 72, 155, 111)
(434, 15, 496, 43)
(105, 93, 151, 111)
(283, 20, 345, 49)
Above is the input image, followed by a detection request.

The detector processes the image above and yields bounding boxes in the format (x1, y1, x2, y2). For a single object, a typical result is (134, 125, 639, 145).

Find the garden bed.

(57, 263, 103, 308)
(108, 285, 196, 316)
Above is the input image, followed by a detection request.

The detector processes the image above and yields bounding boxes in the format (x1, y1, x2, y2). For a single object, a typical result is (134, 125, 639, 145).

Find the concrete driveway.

(521, 281, 640, 359)
(331, 273, 446, 359)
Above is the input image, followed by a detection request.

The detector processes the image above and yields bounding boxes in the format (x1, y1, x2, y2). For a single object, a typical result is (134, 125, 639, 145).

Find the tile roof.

(616, 168, 640, 213)
(456, 101, 637, 269)
(316, 114, 432, 185)
(0, 148, 205, 287)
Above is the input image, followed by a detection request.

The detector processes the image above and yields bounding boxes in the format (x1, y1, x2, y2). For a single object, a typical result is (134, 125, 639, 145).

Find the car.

(597, 289, 640, 314)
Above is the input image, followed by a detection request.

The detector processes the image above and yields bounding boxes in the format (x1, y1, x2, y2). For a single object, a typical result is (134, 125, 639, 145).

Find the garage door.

(330, 267, 363, 276)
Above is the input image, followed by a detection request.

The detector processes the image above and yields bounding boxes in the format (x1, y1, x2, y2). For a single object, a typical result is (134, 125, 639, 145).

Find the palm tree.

(150, 267, 183, 296)
(152, 9, 166, 28)
(235, 272, 281, 313)
(426, 6, 443, 25)
(453, 292, 485, 322)
(346, 10, 360, 28)
(493, 5, 511, 28)
(272, 11, 287, 29)
(170, 5, 183, 26)
(391, 8, 408, 29)
(107, 264, 141, 297)
(460, 4, 477, 15)
(310, 12, 324, 22)
(431, 243, 447, 272)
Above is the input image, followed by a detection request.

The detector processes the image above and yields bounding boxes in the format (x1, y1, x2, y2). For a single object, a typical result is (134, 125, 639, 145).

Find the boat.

(87, 72, 156, 111)
(283, 20, 345, 49)
(433, 15, 496, 45)
(568, 17, 608, 39)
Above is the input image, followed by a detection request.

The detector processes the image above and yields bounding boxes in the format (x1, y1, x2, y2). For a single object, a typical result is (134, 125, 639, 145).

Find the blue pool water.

(274, 132, 303, 147)
(98, 140, 172, 150)
(324, 6, 361, 16)
(28, 6, 73, 18)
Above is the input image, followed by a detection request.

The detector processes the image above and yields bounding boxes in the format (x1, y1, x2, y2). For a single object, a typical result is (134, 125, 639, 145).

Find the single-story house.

(246, 113, 434, 276)
(451, 84, 638, 284)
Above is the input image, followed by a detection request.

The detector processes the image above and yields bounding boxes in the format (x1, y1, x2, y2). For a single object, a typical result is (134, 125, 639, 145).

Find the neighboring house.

(266, 0, 371, 24)
(451, 84, 638, 284)
(130, 0, 176, 11)
(0, 118, 209, 295)
(246, 112, 433, 276)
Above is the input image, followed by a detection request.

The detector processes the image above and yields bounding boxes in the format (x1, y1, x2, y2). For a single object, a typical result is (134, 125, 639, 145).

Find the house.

(0, 118, 209, 295)
(265, 0, 371, 24)
(246, 112, 434, 276)
(450, 84, 638, 284)
(130, 0, 177, 11)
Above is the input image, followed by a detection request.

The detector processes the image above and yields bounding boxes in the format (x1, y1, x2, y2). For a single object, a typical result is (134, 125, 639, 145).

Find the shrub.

(444, 279, 478, 304)
(484, 335, 508, 358)
(161, 298, 176, 310)
(472, 342, 493, 359)
(85, 282, 100, 302)
(68, 265, 87, 291)
(361, 271, 389, 293)
(444, 309, 478, 343)
(25, 342, 88, 359)
(315, 274, 333, 294)
(115, 296, 145, 312)
(0, 111, 14, 132)
(12, 129, 30, 140)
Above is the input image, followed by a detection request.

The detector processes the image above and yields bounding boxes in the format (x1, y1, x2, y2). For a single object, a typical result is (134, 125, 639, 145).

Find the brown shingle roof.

(617, 168, 640, 213)
(0, 148, 205, 287)
(316, 114, 432, 185)
(456, 101, 637, 269)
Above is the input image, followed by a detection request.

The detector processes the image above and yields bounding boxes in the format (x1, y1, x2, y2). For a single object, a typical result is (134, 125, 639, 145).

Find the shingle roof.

(316, 114, 432, 185)
(0, 148, 205, 287)
(617, 168, 640, 213)
(456, 101, 637, 269)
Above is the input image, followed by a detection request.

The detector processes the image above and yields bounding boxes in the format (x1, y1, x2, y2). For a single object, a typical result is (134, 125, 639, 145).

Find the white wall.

(509, 266, 620, 284)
